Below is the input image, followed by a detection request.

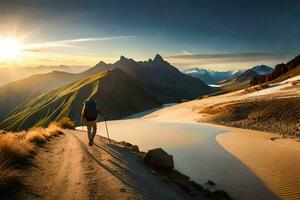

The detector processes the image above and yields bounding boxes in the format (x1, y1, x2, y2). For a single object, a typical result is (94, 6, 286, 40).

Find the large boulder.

(143, 148, 174, 171)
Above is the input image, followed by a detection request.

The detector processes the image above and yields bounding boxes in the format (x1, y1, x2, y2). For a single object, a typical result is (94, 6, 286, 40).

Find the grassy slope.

(0, 71, 107, 131)
(0, 71, 92, 120)
(0, 69, 161, 131)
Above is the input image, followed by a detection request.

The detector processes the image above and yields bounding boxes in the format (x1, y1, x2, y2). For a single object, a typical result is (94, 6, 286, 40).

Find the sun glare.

(0, 37, 22, 61)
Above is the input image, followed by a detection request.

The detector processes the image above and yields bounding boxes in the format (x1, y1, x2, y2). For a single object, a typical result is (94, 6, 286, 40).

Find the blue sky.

(0, 0, 299, 70)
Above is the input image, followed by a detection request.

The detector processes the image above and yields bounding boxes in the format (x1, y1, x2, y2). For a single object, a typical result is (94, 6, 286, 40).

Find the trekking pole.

(104, 117, 111, 144)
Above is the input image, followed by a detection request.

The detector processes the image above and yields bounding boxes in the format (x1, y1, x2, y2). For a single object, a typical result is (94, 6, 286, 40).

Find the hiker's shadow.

(93, 143, 128, 165)
(71, 133, 135, 188)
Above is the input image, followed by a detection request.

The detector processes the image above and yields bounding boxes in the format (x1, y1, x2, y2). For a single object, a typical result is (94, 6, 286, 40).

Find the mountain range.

(0, 65, 88, 87)
(234, 65, 273, 83)
(0, 55, 214, 130)
(183, 68, 244, 84)
(183, 65, 273, 85)
(84, 54, 214, 102)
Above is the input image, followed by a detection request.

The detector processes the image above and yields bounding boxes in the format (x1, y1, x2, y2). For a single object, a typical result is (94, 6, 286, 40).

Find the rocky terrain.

(251, 55, 300, 86)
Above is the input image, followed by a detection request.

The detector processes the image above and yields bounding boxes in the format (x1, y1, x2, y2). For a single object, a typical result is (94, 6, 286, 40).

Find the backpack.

(83, 99, 98, 121)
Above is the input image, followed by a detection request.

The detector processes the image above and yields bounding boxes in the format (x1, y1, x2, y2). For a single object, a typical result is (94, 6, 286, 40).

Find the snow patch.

(246, 75, 300, 97)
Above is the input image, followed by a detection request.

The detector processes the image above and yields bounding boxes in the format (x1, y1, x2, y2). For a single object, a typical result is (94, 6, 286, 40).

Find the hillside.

(0, 71, 85, 120)
(0, 68, 161, 131)
(251, 55, 300, 86)
(0, 65, 87, 86)
(83, 55, 214, 102)
(234, 65, 273, 83)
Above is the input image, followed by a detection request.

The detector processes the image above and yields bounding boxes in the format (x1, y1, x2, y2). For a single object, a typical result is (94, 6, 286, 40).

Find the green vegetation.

(0, 71, 108, 131)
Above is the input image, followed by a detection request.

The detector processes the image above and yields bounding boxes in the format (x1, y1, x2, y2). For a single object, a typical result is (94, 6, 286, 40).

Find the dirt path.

(10, 130, 202, 200)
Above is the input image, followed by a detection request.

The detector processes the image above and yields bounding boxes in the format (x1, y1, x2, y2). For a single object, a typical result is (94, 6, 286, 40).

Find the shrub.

(25, 128, 47, 144)
(57, 117, 75, 129)
(0, 123, 63, 191)
(46, 123, 63, 137)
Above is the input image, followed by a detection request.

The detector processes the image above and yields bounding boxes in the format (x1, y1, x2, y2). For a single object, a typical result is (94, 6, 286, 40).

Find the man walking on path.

(81, 99, 105, 146)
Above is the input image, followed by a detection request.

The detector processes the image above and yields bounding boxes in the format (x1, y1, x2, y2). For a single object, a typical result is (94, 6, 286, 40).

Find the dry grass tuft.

(0, 123, 63, 189)
(47, 123, 64, 136)
(25, 128, 47, 144)
(0, 133, 33, 163)
(57, 117, 75, 129)
(25, 124, 63, 144)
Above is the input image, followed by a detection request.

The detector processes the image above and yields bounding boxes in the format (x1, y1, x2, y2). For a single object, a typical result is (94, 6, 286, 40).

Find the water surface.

(85, 118, 277, 200)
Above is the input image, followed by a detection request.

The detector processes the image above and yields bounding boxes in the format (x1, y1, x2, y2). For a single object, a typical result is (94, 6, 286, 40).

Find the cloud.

(165, 52, 293, 60)
(164, 52, 297, 70)
(165, 52, 296, 65)
(182, 50, 192, 55)
(23, 35, 136, 50)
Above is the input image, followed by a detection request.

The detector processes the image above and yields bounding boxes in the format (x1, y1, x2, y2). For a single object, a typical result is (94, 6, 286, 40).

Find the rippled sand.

(217, 129, 300, 200)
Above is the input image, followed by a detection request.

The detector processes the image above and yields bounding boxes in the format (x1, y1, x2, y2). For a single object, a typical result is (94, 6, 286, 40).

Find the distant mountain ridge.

(183, 68, 244, 84)
(0, 65, 88, 86)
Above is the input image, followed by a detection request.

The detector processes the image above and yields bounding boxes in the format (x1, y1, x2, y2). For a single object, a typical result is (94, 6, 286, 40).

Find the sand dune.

(217, 129, 300, 200)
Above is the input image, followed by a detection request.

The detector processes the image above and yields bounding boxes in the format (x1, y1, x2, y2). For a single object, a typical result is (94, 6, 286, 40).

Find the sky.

(0, 0, 299, 71)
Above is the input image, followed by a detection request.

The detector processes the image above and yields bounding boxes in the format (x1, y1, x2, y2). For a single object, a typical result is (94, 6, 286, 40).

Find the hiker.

(81, 99, 105, 146)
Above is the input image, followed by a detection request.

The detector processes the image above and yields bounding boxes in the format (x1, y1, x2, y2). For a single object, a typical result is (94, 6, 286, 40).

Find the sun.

(0, 37, 22, 61)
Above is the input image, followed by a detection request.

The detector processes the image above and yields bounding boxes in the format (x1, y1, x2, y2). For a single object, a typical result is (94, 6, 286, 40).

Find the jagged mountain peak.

(119, 55, 135, 63)
(120, 55, 127, 61)
(94, 60, 106, 67)
(153, 54, 164, 62)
